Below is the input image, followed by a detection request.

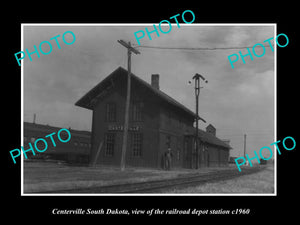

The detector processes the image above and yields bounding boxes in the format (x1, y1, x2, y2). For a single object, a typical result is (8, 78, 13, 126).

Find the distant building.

(75, 67, 231, 169)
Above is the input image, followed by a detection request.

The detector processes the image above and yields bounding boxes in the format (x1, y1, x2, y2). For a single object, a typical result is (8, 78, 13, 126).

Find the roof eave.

(74, 67, 206, 121)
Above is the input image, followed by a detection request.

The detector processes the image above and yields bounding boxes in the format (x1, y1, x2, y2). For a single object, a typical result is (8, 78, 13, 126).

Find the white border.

(21, 24, 24, 195)
(274, 25, 277, 196)
(21, 23, 277, 196)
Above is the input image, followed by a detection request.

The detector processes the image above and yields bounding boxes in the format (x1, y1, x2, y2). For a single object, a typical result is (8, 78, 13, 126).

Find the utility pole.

(117, 40, 140, 171)
(192, 73, 208, 169)
(33, 113, 36, 124)
(244, 134, 247, 158)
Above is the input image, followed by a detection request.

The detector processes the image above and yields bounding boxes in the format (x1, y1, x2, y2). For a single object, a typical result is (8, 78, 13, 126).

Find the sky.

(23, 24, 275, 158)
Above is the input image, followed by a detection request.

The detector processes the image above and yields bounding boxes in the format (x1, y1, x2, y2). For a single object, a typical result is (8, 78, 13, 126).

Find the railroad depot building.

(75, 67, 231, 169)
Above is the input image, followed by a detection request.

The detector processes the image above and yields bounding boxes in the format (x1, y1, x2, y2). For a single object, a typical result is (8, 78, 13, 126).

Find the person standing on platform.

(164, 147, 173, 170)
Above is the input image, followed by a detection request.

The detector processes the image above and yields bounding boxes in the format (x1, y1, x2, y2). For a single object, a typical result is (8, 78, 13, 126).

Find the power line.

(134, 44, 274, 51)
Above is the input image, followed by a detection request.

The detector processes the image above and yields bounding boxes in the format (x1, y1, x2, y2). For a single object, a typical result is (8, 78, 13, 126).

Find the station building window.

(131, 133, 143, 157)
(104, 133, 115, 157)
(131, 101, 143, 121)
(106, 102, 116, 122)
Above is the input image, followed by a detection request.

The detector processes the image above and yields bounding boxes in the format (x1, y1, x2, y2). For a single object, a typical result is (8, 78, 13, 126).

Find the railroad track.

(39, 166, 265, 194)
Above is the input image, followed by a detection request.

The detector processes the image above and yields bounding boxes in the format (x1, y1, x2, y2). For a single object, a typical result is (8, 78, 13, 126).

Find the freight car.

(24, 122, 91, 164)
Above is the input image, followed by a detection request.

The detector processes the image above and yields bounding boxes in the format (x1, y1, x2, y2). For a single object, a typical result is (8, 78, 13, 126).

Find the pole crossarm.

(118, 40, 140, 55)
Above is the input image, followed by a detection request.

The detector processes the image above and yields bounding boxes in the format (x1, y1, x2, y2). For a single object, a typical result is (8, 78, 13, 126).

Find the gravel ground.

(167, 164, 275, 194)
(23, 160, 271, 194)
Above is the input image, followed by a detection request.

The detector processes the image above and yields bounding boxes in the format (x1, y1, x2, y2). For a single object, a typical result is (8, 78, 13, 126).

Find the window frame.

(131, 132, 143, 157)
(105, 102, 117, 122)
(104, 133, 116, 157)
(131, 101, 143, 122)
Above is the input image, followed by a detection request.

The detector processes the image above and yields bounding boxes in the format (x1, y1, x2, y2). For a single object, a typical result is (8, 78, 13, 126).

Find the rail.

(37, 166, 266, 194)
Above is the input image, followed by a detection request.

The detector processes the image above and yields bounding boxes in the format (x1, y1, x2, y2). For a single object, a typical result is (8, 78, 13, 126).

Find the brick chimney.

(206, 124, 216, 136)
(151, 74, 159, 90)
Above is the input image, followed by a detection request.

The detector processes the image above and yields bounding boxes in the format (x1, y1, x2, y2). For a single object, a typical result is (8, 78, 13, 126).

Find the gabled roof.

(75, 66, 205, 121)
(185, 126, 231, 149)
